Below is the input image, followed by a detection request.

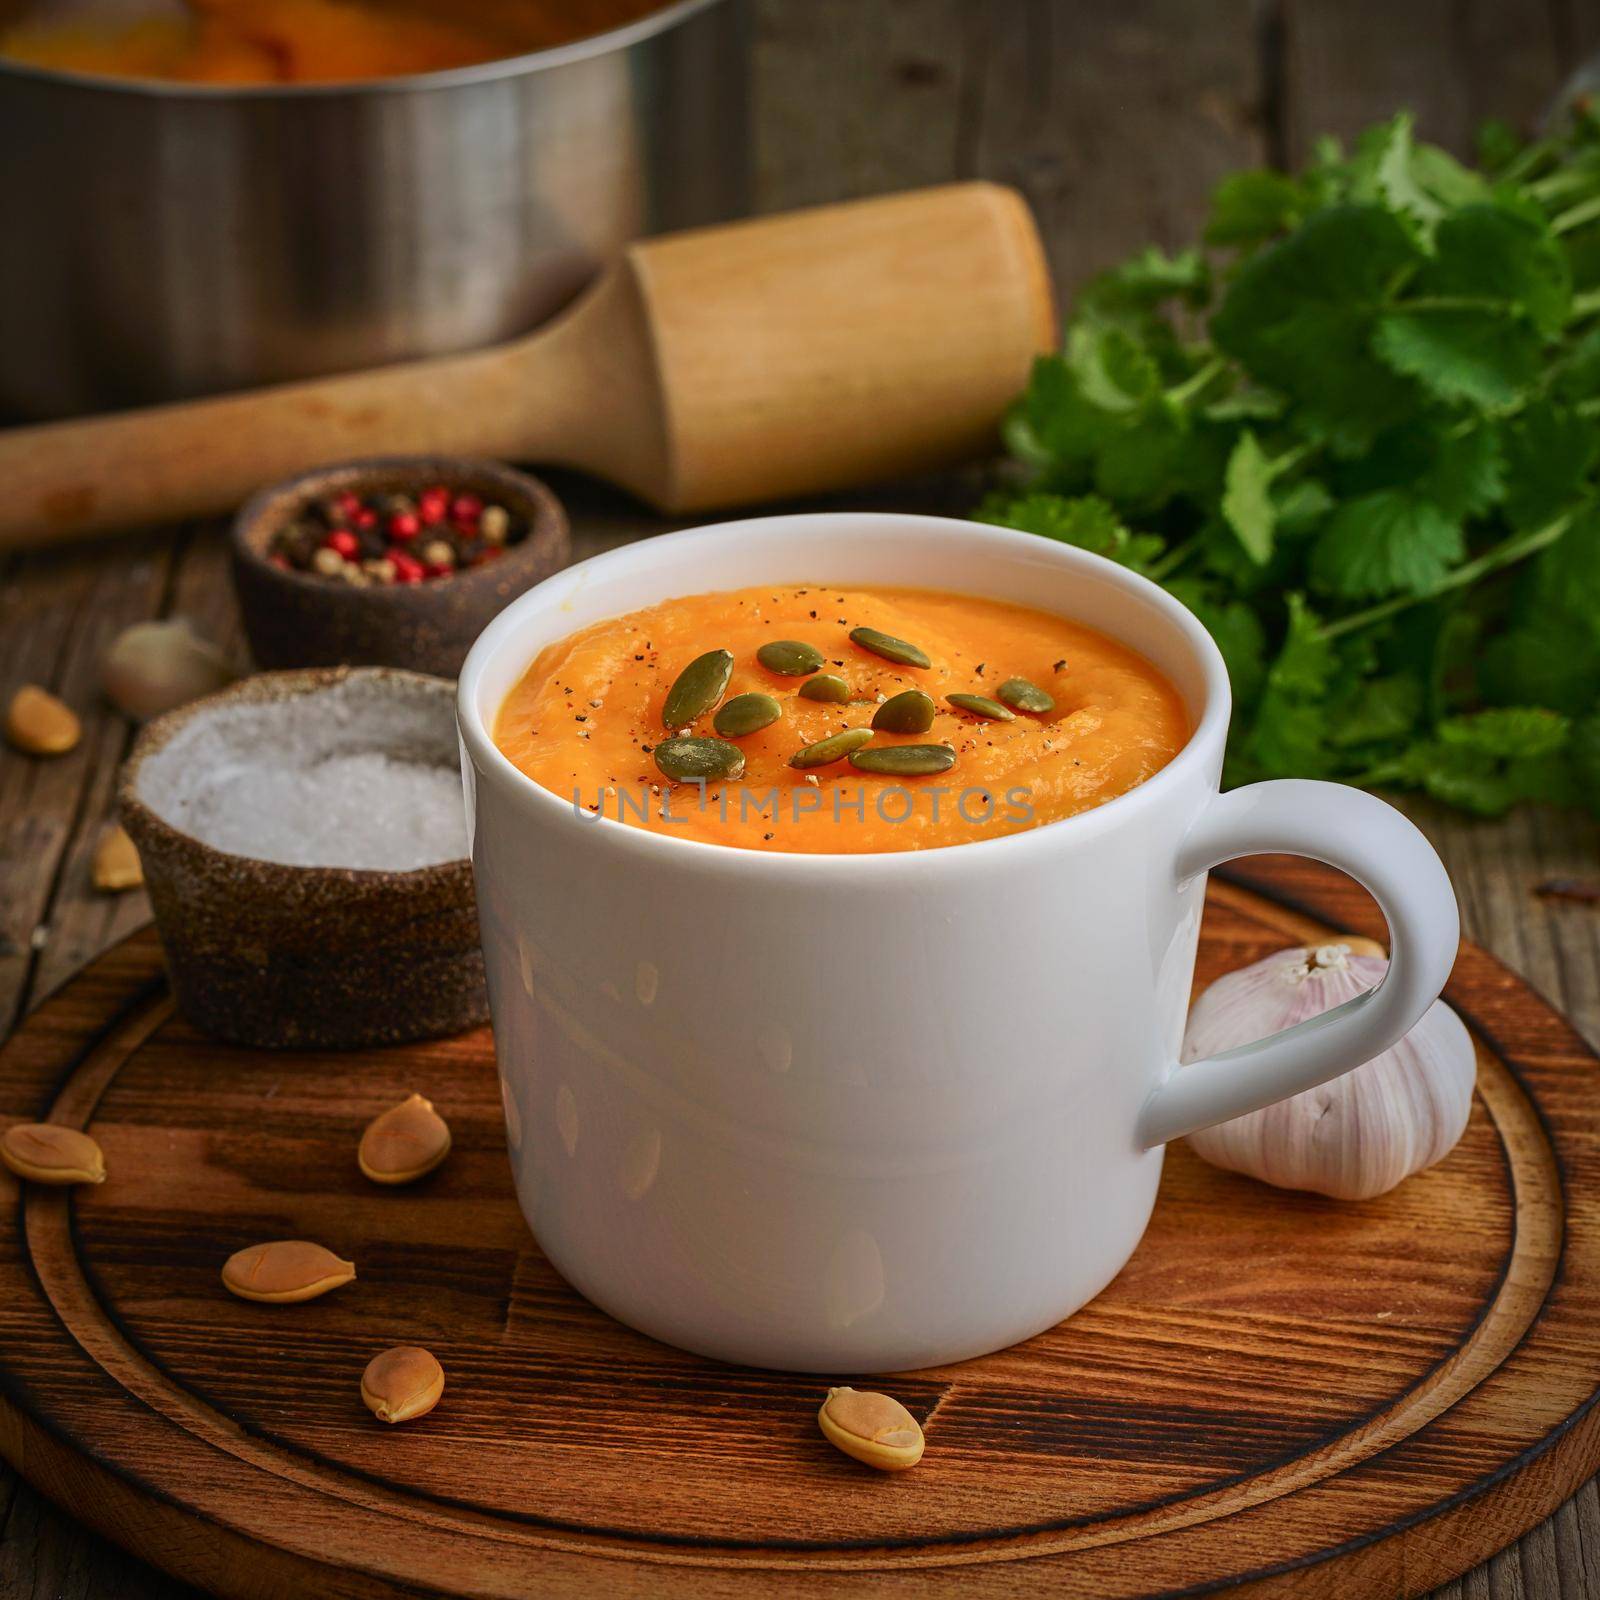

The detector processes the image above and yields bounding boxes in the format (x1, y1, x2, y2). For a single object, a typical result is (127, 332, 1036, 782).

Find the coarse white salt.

(135, 674, 468, 871)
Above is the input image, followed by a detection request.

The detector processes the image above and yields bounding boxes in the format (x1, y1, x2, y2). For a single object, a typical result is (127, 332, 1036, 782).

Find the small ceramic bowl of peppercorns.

(231, 456, 570, 678)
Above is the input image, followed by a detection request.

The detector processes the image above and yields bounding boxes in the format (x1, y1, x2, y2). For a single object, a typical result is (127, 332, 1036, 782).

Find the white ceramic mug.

(457, 514, 1459, 1373)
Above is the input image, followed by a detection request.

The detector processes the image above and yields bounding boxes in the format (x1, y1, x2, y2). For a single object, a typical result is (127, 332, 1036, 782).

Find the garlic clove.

(102, 619, 235, 721)
(1183, 943, 1476, 1200)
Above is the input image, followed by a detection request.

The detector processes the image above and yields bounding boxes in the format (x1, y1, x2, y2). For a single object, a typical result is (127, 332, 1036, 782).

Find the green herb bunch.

(979, 111, 1600, 815)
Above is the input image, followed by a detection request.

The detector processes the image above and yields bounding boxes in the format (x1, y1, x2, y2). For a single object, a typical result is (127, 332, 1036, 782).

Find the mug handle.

(1136, 779, 1460, 1149)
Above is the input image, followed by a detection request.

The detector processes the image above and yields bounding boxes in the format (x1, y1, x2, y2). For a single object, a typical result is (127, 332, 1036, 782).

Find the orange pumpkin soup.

(494, 586, 1189, 854)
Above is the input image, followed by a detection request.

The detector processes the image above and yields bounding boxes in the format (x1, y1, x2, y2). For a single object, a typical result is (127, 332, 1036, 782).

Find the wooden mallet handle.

(0, 183, 1054, 549)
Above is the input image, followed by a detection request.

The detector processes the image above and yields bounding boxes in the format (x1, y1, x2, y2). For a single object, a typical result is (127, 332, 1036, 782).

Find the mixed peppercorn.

(269, 485, 525, 585)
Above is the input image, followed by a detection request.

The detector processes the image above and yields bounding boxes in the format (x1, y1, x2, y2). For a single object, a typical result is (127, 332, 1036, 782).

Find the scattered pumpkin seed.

(661, 648, 734, 728)
(221, 1240, 355, 1303)
(713, 692, 783, 738)
(359, 1092, 452, 1185)
(92, 825, 144, 892)
(848, 626, 930, 669)
(0, 1123, 105, 1186)
(362, 1345, 445, 1425)
(946, 692, 1016, 722)
(5, 685, 80, 755)
(798, 674, 851, 703)
(849, 743, 955, 776)
(756, 639, 825, 676)
(872, 689, 936, 733)
(790, 727, 874, 768)
(818, 1387, 925, 1471)
(654, 735, 746, 783)
(997, 676, 1055, 714)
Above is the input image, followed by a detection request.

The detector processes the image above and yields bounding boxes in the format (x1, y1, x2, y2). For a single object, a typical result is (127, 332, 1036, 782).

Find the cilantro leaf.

(1572, 713, 1600, 813)
(1067, 322, 1162, 413)
(1080, 246, 1210, 314)
(975, 492, 1165, 571)
(1417, 424, 1503, 519)
(1220, 431, 1277, 563)
(1310, 490, 1464, 599)
(1165, 578, 1268, 707)
(1422, 204, 1572, 336)
(1502, 403, 1597, 529)
(1382, 708, 1574, 814)
(1001, 354, 1108, 475)
(1370, 309, 1540, 409)
(1211, 205, 1421, 440)
(1205, 170, 1308, 248)
(1327, 673, 1424, 748)
(1480, 613, 1600, 716)
(1240, 594, 1337, 778)
(1526, 503, 1600, 637)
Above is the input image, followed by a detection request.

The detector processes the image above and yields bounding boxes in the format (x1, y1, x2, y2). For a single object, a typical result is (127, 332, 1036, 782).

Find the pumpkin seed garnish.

(714, 692, 782, 738)
(790, 727, 874, 769)
(849, 743, 956, 776)
(848, 626, 930, 669)
(757, 639, 825, 676)
(654, 735, 746, 783)
(997, 676, 1055, 714)
(871, 689, 936, 733)
(661, 649, 734, 728)
(799, 673, 851, 703)
(946, 692, 1016, 722)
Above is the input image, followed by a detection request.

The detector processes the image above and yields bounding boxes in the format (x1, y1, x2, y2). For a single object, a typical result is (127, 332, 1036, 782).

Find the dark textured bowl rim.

(231, 455, 567, 609)
(119, 666, 471, 889)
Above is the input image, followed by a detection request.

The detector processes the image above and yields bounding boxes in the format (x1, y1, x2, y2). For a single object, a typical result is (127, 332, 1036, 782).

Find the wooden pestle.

(0, 183, 1054, 550)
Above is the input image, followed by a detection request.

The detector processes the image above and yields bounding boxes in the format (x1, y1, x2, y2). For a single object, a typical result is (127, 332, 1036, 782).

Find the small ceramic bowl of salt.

(119, 667, 485, 1049)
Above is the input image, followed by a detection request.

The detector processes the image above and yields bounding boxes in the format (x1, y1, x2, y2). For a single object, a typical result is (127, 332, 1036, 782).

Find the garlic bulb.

(1183, 943, 1476, 1200)
(103, 619, 235, 720)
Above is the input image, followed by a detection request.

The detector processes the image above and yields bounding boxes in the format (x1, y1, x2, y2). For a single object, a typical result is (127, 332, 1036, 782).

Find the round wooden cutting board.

(1, 856, 1597, 1599)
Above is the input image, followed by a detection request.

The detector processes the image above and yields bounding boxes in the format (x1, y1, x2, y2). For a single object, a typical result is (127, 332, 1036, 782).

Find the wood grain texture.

(0, 863, 1597, 1598)
(3, 0, 1599, 1593)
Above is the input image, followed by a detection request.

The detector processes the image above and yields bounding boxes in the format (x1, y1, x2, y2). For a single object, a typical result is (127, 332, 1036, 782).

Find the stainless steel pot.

(0, 0, 749, 418)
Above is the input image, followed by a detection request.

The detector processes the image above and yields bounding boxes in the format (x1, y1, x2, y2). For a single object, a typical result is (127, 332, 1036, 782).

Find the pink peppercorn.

(387, 511, 420, 542)
(334, 490, 362, 520)
(424, 561, 452, 579)
(449, 492, 483, 526)
(391, 553, 425, 584)
(418, 487, 449, 526)
(350, 506, 378, 532)
(325, 528, 360, 560)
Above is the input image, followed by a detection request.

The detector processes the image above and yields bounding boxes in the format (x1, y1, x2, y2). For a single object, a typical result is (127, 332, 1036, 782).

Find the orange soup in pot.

(1, 0, 670, 84)
(493, 585, 1189, 854)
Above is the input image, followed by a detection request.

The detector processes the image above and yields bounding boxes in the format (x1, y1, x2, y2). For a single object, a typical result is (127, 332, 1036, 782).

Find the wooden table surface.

(2, 2, 1598, 1595)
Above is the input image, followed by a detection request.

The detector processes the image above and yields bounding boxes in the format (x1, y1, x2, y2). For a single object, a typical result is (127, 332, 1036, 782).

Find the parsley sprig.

(979, 110, 1600, 816)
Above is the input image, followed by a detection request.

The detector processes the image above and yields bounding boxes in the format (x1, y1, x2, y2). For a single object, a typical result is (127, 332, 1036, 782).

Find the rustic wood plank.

(752, 0, 975, 210)
(24, 529, 248, 1012)
(965, 0, 1265, 294)
(1280, 0, 1570, 162)
(0, 535, 175, 1034)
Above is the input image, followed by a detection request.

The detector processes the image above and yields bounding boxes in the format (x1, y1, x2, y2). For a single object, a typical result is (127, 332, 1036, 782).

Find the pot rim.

(0, 0, 727, 101)
(119, 665, 472, 888)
